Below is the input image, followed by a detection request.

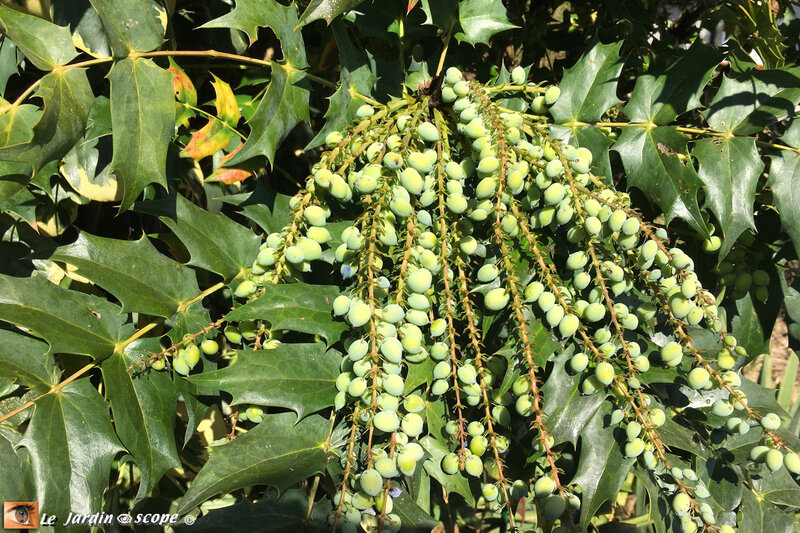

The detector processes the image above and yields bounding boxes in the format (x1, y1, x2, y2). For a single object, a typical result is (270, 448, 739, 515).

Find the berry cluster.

(235, 67, 796, 532)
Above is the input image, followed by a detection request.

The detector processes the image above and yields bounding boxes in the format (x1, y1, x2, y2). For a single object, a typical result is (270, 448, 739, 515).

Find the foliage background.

(1, 0, 800, 531)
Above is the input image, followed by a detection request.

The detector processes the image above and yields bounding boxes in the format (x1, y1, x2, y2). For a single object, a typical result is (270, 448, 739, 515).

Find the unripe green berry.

(485, 288, 510, 311)
(534, 476, 556, 498)
(766, 449, 784, 472)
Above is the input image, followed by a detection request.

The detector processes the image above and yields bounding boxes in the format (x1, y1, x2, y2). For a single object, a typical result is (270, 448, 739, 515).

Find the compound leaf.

(0, 329, 60, 392)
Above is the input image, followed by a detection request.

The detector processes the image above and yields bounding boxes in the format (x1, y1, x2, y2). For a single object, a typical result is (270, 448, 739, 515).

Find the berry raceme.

(237, 66, 786, 532)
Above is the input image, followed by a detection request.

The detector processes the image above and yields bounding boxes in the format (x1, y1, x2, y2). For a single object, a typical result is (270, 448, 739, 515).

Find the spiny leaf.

(108, 57, 174, 210)
(224, 282, 347, 345)
(767, 150, 800, 258)
(0, 69, 94, 174)
(101, 338, 180, 500)
(51, 0, 111, 58)
(52, 231, 200, 318)
(189, 343, 340, 419)
(138, 194, 259, 281)
(613, 125, 708, 236)
(549, 41, 624, 123)
(419, 0, 458, 30)
(201, 0, 307, 69)
(0, 273, 128, 358)
(0, 329, 60, 392)
(542, 350, 604, 445)
(420, 435, 475, 506)
(88, 0, 166, 56)
(704, 66, 800, 135)
(208, 143, 254, 184)
(297, 0, 365, 28)
(738, 487, 796, 533)
(0, 5, 78, 70)
(176, 412, 330, 514)
(168, 59, 197, 128)
(694, 137, 762, 258)
(19, 378, 123, 520)
(624, 42, 722, 124)
(181, 75, 239, 160)
(305, 21, 376, 150)
(227, 64, 310, 168)
(454, 0, 517, 47)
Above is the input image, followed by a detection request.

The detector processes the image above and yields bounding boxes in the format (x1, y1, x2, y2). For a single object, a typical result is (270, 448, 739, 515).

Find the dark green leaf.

(613, 125, 708, 236)
(296, 0, 364, 28)
(550, 125, 614, 184)
(224, 282, 347, 345)
(0, 273, 127, 358)
(52, 0, 111, 57)
(176, 489, 330, 533)
(419, 0, 457, 30)
(221, 180, 293, 233)
(201, 0, 307, 68)
(52, 231, 200, 318)
(0, 5, 77, 70)
(704, 67, 800, 135)
(88, 0, 166, 56)
(738, 487, 796, 533)
(696, 457, 742, 516)
(101, 338, 180, 500)
(404, 357, 435, 394)
(731, 294, 770, 358)
(189, 343, 340, 419)
(753, 466, 800, 509)
(392, 489, 441, 530)
(108, 57, 174, 210)
(454, 0, 517, 47)
(227, 64, 310, 167)
(177, 412, 330, 513)
(420, 435, 475, 506)
(624, 43, 722, 124)
(542, 350, 604, 445)
(139, 194, 259, 281)
(0, 36, 20, 93)
(305, 21, 376, 150)
(0, 329, 59, 392)
(0, 432, 34, 502)
(19, 378, 123, 518)
(694, 137, 762, 258)
(571, 404, 635, 524)
(767, 151, 800, 257)
(549, 41, 624, 123)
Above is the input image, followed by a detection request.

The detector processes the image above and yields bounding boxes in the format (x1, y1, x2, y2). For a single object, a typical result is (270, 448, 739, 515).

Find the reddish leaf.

(407, 0, 418, 14)
(208, 143, 254, 184)
(182, 120, 232, 160)
(168, 59, 196, 127)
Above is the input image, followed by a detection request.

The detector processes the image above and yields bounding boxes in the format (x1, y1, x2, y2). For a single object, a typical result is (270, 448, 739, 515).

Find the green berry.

(671, 493, 691, 517)
(173, 358, 190, 376)
(360, 468, 384, 496)
(766, 449, 784, 472)
(687, 367, 710, 390)
(625, 438, 645, 458)
(464, 455, 483, 476)
(485, 288, 510, 311)
(761, 412, 781, 430)
(595, 362, 615, 385)
(374, 411, 400, 432)
(534, 476, 556, 498)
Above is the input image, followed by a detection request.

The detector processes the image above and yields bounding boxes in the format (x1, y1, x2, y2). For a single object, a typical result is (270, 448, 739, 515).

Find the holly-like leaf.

(571, 404, 636, 524)
(168, 59, 197, 128)
(549, 41, 624, 123)
(704, 67, 800, 135)
(0, 69, 94, 174)
(305, 21, 376, 150)
(19, 378, 123, 519)
(738, 487, 796, 533)
(182, 76, 240, 160)
(453, 0, 516, 46)
(227, 64, 310, 167)
(51, 0, 111, 58)
(108, 57, 175, 211)
(542, 350, 604, 445)
(177, 412, 330, 513)
(694, 137, 762, 258)
(624, 43, 722, 124)
(219, 180, 293, 233)
(0, 329, 60, 392)
(0, 432, 34, 502)
(550, 125, 614, 186)
(208, 143, 254, 184)
(419, 0, 458, 30)
(0, 5, 78, 70)
(139, 194, 259, 281)
(189, 343, 340, 419)
(613, 125, 708, 236)
(419, 435, 475, 506)
(224, 282, 347, 344)
(0, 273, 127, 358)
(101, 338, 180, 500)
(88, 0, 166, 56)
(767, 150, 800, 258)
(52, 231, 200, 318)
(296, 0, 365, 28)
(201, 0, 307, 69)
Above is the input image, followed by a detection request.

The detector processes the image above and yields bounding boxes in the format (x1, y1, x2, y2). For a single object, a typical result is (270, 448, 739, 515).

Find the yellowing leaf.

(211, 75, 240, 127)
(168, 58, 197, 128)
(182, 119, 231, 160)
(208, 143, 254, 184)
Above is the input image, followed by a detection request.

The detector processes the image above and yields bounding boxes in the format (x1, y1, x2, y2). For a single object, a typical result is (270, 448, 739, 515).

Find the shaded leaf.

(0, 5, 77, 70)
(549, 41, 624, 123)
(542, 350, 604, 445)
(297, 0, 365, 28)
(767, 150, 800, 257)
(419, 0, 458, 30)
(101, 338, 179, 499)
(0, 329, 59, 392)
(613, 125, 708, 236)
(392, 489, 441, 531)
(201, 0, 307, 68)
(227, 64, 310, 167)
(88, 0, 166, 56)
(420, 435, 475, 506)
(694, 137, 762, 258)
(454, 0, 516, 47)
(189, 343, 341, 419)
(731, 294, 770, 358)
(738, 487, 796, 533)
(0, 273, 127, 358)
(225, 282, 346, 345)
(208, 143, 254, 184)
(19, 379, 123, 519)
(0, 432, 34, 502)
(138, 192, 259, 282)
(177, 412, 330, 513)
(51, 0, 111, 58)
(108, 57, 175, 210)
(52, 231, 200, 317)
